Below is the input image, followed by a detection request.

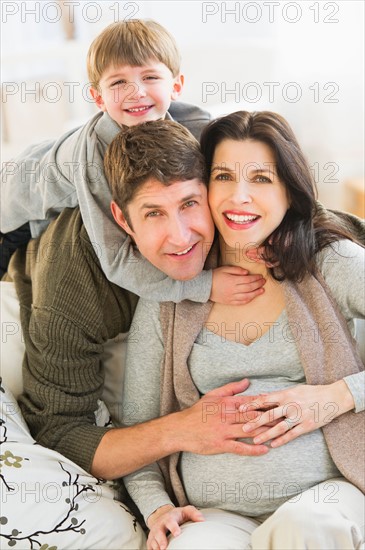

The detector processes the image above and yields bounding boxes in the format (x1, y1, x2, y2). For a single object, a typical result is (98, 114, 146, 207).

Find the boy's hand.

(245, 246, 279, 268)
(245, 247, 266, 264)
(147, 504, 204, 550)
(210, 266, 265, 305)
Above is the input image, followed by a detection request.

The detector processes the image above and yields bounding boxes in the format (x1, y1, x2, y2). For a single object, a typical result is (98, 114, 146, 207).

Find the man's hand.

(210, 266, 265, 305)
(92, 380, 270, 480)
(147, 504, 204, 550)
(240, 380, 355, 447)
(170, 378, 270, 457)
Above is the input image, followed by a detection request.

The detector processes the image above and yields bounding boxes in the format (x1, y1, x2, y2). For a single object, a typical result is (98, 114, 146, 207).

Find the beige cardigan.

(158, 237, 365, 505)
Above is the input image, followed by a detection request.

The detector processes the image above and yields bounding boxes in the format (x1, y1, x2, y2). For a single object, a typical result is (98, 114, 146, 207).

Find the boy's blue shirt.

(1, 103, 213, 302)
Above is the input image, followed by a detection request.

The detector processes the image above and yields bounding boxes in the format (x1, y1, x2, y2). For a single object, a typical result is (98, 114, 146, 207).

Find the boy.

(1, 19, 263, 304)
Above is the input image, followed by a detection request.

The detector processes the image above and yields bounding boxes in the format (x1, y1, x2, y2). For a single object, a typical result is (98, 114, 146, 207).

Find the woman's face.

(208, 138, 290, 250)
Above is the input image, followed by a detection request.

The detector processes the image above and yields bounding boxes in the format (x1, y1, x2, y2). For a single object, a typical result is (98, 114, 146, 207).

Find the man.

(2, 120, 266, 549)
(6, 121, 266, 480)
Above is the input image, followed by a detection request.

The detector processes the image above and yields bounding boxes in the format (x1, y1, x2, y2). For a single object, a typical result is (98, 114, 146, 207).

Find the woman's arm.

(122, 299, 183, 519)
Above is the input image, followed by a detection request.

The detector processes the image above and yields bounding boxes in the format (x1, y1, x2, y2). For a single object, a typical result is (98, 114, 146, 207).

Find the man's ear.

(171, 74, 184, 100)
(111, 201, 133, 235)
(90, 87, 107, 111)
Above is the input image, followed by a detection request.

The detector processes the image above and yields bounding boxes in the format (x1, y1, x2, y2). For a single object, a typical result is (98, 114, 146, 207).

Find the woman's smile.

(223, 210, 261, 230)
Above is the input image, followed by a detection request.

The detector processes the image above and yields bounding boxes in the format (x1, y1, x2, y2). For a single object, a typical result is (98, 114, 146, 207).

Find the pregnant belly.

(179, 430, 340, 517)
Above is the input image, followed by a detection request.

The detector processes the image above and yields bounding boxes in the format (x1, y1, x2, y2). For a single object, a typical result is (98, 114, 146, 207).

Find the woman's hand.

(147, 504, 204, 550)
(240, 380, 355, 447)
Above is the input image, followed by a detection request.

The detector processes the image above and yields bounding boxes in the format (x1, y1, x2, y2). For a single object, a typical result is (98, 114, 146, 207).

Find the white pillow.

(0, 281, 25, 399)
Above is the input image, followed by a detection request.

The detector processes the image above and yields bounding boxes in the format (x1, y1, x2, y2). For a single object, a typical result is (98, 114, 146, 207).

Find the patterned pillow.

(0, 382, 146, 549)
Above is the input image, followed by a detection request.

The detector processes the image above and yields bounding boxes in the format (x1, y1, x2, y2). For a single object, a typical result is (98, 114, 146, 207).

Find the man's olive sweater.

(7, 207, 138, 472)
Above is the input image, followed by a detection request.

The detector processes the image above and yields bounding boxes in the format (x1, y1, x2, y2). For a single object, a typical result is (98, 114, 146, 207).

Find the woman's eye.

(214, 173, 232, 181)
(255, 175, 272, 183)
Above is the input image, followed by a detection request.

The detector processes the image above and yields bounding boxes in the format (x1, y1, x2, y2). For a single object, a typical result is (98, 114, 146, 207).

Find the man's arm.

(89, 299, 269, 483)
(91, 378, 269, 480)
(9, 208, 266, 477)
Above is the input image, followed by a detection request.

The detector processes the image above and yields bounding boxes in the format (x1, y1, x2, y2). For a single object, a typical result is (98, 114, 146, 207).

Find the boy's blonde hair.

(87, 19, 181, 89)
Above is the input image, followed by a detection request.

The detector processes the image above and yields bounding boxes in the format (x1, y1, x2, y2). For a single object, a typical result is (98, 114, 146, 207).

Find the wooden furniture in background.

(58, 0, 76, 40)
(343, 178, 365, 218)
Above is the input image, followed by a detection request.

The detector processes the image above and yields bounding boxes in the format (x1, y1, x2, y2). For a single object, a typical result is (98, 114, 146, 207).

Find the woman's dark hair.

(200, 110, 360, 281)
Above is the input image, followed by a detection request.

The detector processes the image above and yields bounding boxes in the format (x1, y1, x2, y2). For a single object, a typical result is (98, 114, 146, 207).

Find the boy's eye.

(144, 75, 159, 81)
(146, 211, 161, 218)
(111, 79, 127, 87)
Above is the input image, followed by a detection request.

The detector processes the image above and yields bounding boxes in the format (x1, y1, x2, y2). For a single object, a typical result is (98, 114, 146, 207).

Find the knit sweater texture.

(7, 208, 138, 472)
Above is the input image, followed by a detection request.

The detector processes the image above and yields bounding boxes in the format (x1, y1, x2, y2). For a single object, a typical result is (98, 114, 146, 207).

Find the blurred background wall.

(1, 0, 364, 215)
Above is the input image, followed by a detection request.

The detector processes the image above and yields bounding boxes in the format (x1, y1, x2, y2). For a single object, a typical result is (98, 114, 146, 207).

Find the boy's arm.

(0, 117, 99, 236)
(100, 236, 266, 304)
(1, 131, 79, 236)
(168, 101, 211, 140)
(1, 138, 53, 234)
(103, 232, 213, 302)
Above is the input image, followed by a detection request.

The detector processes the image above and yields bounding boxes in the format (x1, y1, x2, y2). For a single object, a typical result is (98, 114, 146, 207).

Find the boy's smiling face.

(90, 60, 184, 127)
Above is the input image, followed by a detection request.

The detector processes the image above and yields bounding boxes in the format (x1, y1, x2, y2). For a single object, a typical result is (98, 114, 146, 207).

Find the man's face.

(90, 60, 183, 127)
(112, 179, 215, 281)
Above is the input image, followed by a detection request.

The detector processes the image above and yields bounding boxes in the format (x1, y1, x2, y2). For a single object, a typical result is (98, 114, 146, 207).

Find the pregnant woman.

(123, 111, 365, 550)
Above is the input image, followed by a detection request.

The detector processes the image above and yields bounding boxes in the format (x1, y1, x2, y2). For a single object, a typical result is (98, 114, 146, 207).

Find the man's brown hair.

(87, 19, 181, 89)
(104, 120, 206, 224)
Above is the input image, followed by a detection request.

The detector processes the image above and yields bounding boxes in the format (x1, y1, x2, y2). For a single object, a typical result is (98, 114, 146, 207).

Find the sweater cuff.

(343, 371, 365, 413)
(178, 269, 212, 303)
(124, 478, 175, 523)
(54, 425, 110, 473)
(143, 497, 175, 524)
